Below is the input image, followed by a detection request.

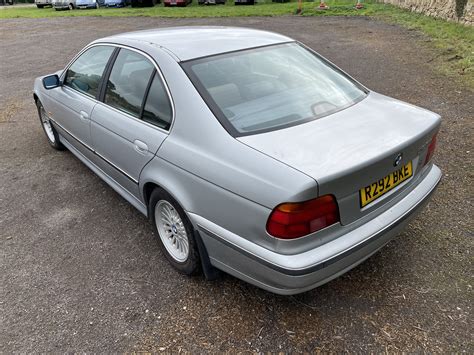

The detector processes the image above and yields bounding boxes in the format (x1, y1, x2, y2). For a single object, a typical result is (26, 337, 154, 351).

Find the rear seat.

(207, 83, 242, 109)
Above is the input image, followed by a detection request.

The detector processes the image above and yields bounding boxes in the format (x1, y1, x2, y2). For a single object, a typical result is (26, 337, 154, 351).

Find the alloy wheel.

(39, 104, 56, 143)
(155, 200, 189, 262)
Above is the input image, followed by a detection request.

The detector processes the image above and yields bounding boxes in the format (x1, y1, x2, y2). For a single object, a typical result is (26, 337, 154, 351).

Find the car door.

(91, 47, 173, 199)
(46, 45, 115, 152)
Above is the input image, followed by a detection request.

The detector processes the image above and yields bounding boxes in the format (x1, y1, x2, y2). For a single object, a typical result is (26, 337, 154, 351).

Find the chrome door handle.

(79, 111, 89, 120)
(133, 139, 148, 153)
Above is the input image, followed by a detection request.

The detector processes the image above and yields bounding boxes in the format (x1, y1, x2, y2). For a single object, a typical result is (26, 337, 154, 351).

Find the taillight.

(424, 133, 437, 166)
(266, 195, 340, 239)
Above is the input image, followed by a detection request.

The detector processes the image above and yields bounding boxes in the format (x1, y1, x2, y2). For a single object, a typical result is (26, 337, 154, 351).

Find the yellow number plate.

(359, 162, 413, 208)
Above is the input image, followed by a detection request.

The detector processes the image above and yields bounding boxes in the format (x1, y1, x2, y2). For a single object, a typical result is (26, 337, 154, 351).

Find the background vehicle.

(130, 0, 156, 6)
(105, 0, 127, 6)
(76, 0, 103, 8)
(52, 0, 76, 9)
(198, 0, 225, 4)
(35, 0, 53, 8)
(0, 0, 14, 5)
(163, 0, 191, 6)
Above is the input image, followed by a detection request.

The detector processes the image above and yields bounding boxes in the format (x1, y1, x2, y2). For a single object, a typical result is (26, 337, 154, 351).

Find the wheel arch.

(140, 163, 197, 223)
(142, 181, 160, 208)
(141, 161, 220, 280)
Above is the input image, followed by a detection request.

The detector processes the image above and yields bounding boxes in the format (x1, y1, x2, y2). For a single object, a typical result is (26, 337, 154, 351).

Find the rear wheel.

(150, 188, 200, 275)
(68, 2, 74, 9)
(36, 100, 65, 150)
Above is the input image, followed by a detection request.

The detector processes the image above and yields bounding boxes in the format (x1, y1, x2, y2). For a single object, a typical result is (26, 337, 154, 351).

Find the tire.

(36, 100, 65, 150)
(68, 3, 74, 9)
(36, 4, 45, 8)
(149, 188, 200, 275)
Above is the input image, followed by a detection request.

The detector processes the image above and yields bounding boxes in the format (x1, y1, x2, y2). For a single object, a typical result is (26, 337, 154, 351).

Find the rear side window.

(104, 48, 154, 118)
(142, 72, 173, 130)
(64, 46, 115, 98)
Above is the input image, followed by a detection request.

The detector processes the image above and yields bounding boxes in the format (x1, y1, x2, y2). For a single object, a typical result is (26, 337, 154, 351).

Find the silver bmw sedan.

(33, 27, 441, 295)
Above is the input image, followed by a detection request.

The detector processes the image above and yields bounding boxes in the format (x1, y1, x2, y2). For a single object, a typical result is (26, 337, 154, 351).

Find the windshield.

(183, 43, 367, 136)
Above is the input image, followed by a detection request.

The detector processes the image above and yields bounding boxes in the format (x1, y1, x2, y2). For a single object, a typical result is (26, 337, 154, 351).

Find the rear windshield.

(182, 43, 367, 136)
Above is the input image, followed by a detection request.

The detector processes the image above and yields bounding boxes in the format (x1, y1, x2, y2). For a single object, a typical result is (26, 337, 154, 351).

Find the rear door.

(91, 47, 173, 198)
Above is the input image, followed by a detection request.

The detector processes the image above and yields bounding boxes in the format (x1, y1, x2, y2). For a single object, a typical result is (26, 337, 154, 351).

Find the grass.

(1, 0, 473, 88)
(376, 6, 474, 88)
(0, 0, 385, 18)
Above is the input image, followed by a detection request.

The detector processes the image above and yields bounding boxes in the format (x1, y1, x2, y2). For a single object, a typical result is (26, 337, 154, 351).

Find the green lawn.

(1, 0, 385, 18)
(1, 0, 473, 88)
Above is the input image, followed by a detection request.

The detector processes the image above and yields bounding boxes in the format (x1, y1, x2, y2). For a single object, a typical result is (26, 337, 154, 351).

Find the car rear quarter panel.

(135, 44, 318, 250)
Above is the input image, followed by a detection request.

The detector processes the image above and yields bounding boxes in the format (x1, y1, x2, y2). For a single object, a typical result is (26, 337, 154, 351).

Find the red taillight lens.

(266, 195, 340, 239)
(424, 133, 438, 166)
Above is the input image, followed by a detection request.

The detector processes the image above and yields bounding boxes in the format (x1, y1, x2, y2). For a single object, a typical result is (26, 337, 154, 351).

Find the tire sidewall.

(149, 188, 200, 275)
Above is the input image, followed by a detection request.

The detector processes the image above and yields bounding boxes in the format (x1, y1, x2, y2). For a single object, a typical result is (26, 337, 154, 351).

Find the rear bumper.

(191, 164, 441, 295)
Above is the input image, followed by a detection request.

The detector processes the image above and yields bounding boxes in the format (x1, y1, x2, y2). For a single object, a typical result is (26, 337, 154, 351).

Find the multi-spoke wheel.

(36, 100, 65, 150)
(155, 200, 189, 262)
(150, 188, 200, 275)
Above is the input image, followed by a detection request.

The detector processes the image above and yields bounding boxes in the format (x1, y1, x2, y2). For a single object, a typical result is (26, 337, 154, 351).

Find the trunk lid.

(238, 92, 440, 224)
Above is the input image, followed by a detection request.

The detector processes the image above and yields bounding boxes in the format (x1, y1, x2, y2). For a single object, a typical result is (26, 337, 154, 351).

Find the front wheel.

(68, 3, 74, 9)
(36, 100, 65, 150)
(150, 188, 200, 275)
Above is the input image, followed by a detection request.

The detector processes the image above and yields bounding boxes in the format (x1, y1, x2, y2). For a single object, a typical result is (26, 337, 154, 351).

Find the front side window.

(105, 48, 155, 118)
(142, 72, 173, 130)
(183, 43, 367, 136)
(64, 46, 115, 98)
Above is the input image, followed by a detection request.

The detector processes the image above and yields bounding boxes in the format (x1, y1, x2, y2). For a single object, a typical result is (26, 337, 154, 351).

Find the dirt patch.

(0, 99, 22, 123)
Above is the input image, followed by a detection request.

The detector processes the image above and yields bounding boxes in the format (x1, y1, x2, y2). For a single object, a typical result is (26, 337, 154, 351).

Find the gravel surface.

(0, 16, 472, 352)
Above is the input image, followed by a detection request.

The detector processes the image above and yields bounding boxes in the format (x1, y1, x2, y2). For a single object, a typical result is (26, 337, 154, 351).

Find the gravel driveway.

(0, 16, 472, 352)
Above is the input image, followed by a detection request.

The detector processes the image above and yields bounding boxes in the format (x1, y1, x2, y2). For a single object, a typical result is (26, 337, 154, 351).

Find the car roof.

(97, 26, 293, 61)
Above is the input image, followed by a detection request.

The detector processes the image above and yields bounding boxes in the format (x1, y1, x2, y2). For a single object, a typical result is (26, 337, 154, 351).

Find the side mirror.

(42, 74, 61, 90)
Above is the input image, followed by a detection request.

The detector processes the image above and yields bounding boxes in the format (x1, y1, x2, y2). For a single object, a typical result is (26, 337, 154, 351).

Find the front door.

(48, 45, 115, 152)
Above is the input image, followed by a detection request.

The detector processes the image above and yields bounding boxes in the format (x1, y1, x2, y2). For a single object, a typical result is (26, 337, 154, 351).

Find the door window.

(104, 49, 155, 118)
(142, 72, 173, 130)
(64, 45, 115, 98)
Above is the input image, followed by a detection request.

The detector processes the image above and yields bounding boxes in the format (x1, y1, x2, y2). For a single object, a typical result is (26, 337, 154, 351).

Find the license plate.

(359, 161, 413, 208)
